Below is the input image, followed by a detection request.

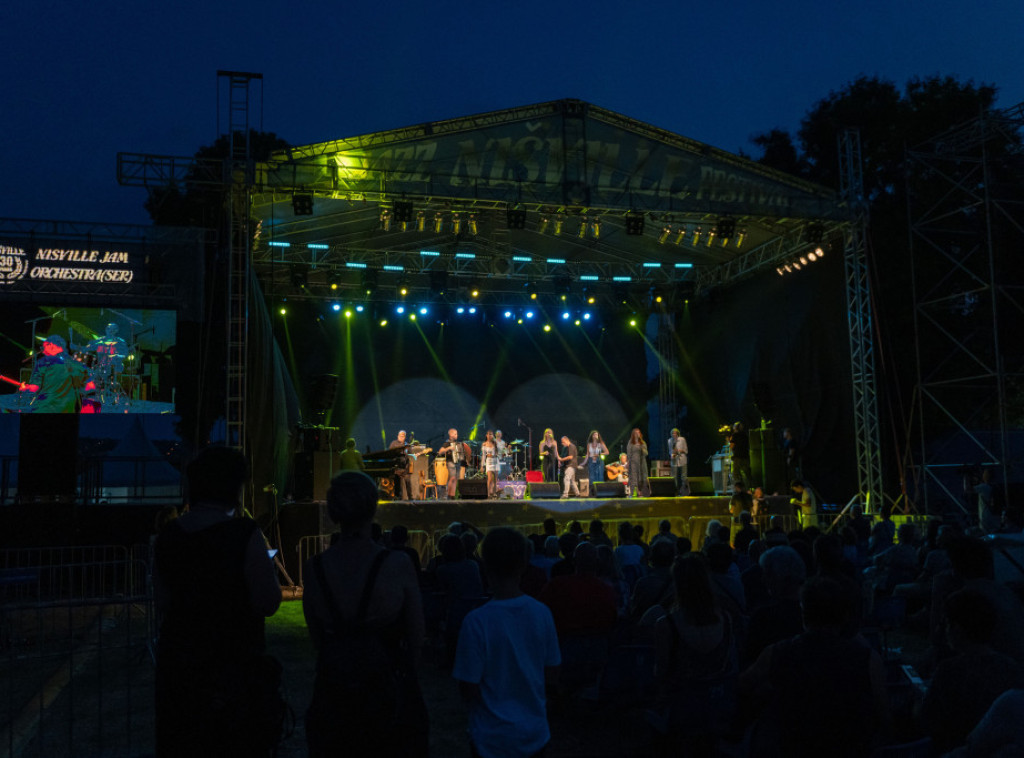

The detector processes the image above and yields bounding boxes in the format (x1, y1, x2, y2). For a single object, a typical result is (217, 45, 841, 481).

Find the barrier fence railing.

(1, 549, 154, 758)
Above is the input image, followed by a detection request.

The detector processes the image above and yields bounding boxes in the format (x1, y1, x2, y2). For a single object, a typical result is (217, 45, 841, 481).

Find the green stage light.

(379, 319, 388, 327)
(279, 307, 287, 316)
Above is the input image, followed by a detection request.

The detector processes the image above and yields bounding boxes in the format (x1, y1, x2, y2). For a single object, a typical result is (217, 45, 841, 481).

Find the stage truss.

(905, 102, 1024, 514)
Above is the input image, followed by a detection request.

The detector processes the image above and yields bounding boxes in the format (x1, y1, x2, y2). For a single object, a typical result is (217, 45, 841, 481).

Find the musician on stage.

(585, 431, 609, 495)
(540, 428, 559, 483)
(19, 335, 90, 413)
(438, 428, 465, 499)
(482, 430, 499, 499)
(558, 436, 581, 498)
(669, 428, 690, 496)
(727, 421, 752, 489)
(605, 453, 628, 484)
(389, 430, 412, 500)
(494, 430, 507, 461)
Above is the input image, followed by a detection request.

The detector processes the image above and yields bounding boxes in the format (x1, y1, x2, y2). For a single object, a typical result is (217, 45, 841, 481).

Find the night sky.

(3, 1, 1022, 226)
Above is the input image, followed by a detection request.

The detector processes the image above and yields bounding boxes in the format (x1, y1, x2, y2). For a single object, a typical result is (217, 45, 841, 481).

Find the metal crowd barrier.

(1, 546, 154, 757)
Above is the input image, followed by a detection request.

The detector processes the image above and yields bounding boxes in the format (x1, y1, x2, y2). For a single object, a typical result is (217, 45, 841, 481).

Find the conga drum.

(434, 458, 450, 487)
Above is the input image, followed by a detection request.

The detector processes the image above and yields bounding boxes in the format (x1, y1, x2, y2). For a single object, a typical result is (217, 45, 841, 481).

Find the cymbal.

(510, 439, 525, 445)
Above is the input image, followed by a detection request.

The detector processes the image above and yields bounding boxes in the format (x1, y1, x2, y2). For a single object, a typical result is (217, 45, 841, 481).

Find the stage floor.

(375, 494, 733, 534)
(0, 395, 174, 413)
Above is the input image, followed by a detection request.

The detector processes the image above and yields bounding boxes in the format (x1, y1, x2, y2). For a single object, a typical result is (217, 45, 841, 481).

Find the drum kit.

(431, 438, 531, 481)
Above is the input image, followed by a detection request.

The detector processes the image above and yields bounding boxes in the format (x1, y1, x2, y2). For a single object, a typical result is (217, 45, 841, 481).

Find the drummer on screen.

(438, 428, 465, 499)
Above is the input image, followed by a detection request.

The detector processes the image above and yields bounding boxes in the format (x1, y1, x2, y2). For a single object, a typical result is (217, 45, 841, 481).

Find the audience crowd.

(155, 457, 1024, 758)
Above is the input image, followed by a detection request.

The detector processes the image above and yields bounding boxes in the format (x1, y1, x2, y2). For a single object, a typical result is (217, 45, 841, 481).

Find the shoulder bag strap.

(313, 549, 389, 629)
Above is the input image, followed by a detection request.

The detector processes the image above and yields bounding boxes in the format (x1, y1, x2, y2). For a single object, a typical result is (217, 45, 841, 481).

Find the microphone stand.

(518, 418, 533, 472)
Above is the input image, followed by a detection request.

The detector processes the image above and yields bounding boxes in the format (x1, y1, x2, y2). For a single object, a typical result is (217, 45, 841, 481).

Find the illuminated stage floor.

(0, 395, 174, 413)
(375, 495, 733, 534)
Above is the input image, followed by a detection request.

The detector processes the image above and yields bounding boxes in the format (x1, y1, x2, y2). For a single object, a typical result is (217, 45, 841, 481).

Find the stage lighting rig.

(624, 212, 645, 236)
(292, 193, 314, 216)
(393, 200, 414, 223)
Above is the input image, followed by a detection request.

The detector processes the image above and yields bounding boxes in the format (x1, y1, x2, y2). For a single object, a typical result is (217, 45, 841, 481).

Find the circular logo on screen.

(0, 245, 28, 285)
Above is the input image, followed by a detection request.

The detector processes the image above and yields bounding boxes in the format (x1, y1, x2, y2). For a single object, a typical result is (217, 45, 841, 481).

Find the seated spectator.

(588, 518, 613, 547)
(615, 521, 648, 588)
(733, 511, 759, 563)
(929, 537, 1024, 665)
(741, 540, 772, 615)
(630, 540, 677, 622)
(538, 542, 617, 638)
(813, 534, 864, 636)
(946, 688, 1024, 758)
(743, 546, 806, 669)
(652, 553, 738, 749)
(596, 543, 630, 618)
(520, 539, 549, 598)
(453, 528, 561, 758)
(764, 516, 788, 547)
(868, 508, 896, 556)
(550, 532, 579, 578)
(650, 519, 677, 549)
(740, 576, 889, 758)
(867, 522, 918, 593)
(706, 542, 746, 618)
(530, 535, 560, 578)
(702, 519, 725, 552)
(918, 588, 1024, 753)
(894, 524, 954, 613)
(389, 524, 421, 570)
(847, 503, 871, 548)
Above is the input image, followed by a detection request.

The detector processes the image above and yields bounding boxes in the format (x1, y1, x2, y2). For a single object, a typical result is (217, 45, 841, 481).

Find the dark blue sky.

(3, 1, 1022, 226)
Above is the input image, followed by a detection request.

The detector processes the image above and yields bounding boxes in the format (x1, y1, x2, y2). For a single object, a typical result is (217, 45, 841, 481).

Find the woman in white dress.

(482, 430, 500, 498)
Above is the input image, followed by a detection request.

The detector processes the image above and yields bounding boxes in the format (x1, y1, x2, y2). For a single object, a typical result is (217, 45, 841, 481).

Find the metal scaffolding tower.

(838, 129, 884, 510)
(219, 71, 262, 453)
(906, 103, 1024, 514)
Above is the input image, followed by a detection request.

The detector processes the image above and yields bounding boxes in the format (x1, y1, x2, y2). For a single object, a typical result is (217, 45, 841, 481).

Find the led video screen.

(0, 305, 177, 414)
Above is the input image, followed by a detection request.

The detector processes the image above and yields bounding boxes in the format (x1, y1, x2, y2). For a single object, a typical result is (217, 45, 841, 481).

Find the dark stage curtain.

(677, 255, 858, 502)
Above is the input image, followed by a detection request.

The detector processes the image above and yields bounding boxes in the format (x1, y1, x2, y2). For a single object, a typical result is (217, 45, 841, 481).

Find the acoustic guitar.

(605, 462, 627, 481)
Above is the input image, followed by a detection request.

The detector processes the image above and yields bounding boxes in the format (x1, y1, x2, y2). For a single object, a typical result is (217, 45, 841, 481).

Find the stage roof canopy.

(249, 99, 850, 301)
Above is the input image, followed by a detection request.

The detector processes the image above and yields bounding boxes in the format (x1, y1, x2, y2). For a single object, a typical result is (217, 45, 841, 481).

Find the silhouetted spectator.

(390, 524, 421, 570)
(303, 471, 428, 756)
(588, 518, 613, 547)
(650, 519, 676, 550)
(550, 532, 579, 578)
(453, 528, 561, 758)
(740, 576, 889, 758)
(630, 540, 677, 621)
(743, 546, 806, 669)
(733, 511, 759, 561)
(154, 447, 283, 757)
(539, 542, 617, 638)
(918, 589, 1024, 753)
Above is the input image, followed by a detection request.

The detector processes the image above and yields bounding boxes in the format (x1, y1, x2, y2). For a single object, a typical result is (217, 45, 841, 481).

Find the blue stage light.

(583, 312, 591, 320)
(504, 310, 513, 319)
(419, 306, 428, 315)
(355, 305, 364, 312)
(468, 306, 477, 314)
(525, 311, 534, 319)
(561, 312, 570, 320)
(396, 306, 405, 314)
(332, 303, 341, 312)
(456, 307, 465, 314)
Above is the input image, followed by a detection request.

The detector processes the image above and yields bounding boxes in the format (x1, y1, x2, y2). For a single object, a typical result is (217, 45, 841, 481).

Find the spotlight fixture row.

(775, 246, 826, 276)
(658, 221, 745, 248)
(379, 206, 479, 235)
